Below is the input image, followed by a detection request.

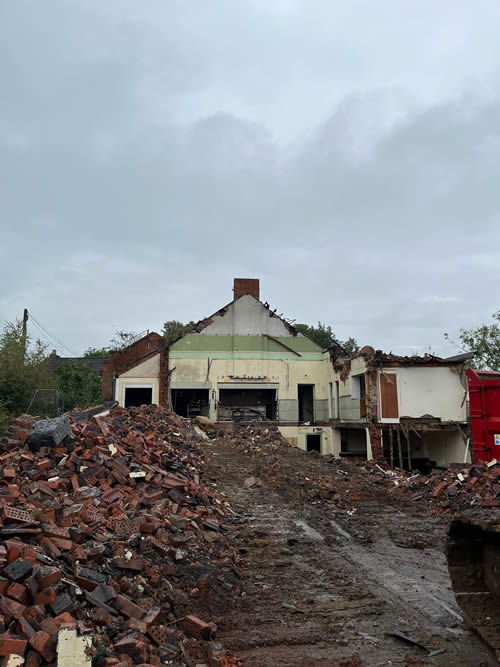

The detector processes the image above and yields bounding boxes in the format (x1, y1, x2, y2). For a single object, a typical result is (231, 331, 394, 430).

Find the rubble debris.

(243, 476, 258, 489)
(0, 405, 239, 666)
(223, 424, 500, 517)
(57, 627, 92, 666)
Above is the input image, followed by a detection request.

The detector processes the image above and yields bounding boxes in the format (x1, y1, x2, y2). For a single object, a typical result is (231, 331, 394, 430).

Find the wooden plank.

(389, 427, 394, 469)
(396, 428, 403, 470)
(380, 373, 399, 419)
(404, 428, 412, 471)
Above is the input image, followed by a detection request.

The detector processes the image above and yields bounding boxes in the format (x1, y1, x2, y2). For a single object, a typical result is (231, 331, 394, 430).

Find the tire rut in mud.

(204, 439, 497, 666)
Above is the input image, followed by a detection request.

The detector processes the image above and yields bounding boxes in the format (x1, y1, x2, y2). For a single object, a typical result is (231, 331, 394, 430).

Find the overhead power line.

(28, 319, 69, 356)
(27, 310, 79, 357)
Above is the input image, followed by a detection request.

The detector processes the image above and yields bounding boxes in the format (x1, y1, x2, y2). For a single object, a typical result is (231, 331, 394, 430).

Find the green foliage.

(450, 311, 500, 370)
(162, 320, 196, 345)
(341, 336, 361, 357)
(0, 401, 10, 436)
(56, 363, 102, 411)
(295, 321, 359, 355)
(84, 346, 110, 358)
(0, 319, 54, 418)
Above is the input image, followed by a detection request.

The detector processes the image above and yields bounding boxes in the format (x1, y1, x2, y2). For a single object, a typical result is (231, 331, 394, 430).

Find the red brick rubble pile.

(224, 424, 500, 515)
(401, 460, 500, 512)
(0, 405, 240, 666)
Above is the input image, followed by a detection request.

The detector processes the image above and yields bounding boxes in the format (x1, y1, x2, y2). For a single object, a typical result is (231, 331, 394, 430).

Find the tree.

(295, 321, 359, 354)
(0, 319, 54, 422)
(162, 320, 196, 345)
(341, 336, 360, 357)
(450, 311, 500, 370)
(84, 346, 110, 358)
(108, 330, 140, 353)
(56, 363, 102, 411)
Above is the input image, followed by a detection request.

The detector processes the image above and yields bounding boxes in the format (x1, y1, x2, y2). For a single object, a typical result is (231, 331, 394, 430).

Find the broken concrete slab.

(26, 416, 73, 452)
(56, 628, 92, 666)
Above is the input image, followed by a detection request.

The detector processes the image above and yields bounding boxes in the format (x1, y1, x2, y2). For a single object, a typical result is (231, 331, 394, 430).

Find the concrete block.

(56, 628, 92, 666)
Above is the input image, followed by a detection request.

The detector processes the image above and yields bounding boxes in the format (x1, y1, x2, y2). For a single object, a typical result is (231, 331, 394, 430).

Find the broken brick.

(29, 631, 56, 662)
(4, 559, 33, 583)
(0, 635, 27, 655)
(182, 615, 214, 640)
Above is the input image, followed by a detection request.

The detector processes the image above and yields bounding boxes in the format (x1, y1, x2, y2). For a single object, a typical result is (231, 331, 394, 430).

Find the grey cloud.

(2, 1, 500, 356)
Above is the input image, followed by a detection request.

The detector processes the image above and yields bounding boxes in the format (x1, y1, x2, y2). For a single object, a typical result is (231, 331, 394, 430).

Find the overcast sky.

(2, 1, 500, 356)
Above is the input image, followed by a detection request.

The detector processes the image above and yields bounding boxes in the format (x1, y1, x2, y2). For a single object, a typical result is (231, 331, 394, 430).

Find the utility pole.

(21, 308, 28, 360)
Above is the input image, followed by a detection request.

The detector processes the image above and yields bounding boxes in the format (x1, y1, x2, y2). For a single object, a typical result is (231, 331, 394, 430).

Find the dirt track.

(204, 437, 497, 667)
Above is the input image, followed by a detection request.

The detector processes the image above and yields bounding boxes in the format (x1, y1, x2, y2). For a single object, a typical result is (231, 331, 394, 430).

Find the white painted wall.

(418, 430, 470, 466)
(200, 295, 293, 336)
(384, 366, 466, 422)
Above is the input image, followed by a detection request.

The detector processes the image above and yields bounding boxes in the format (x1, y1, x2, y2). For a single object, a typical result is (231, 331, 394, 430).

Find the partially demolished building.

(329, 346, 472, 468)
(101, 278, 472, 469)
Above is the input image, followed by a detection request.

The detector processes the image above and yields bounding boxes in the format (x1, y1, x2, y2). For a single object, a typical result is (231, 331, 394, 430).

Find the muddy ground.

(202, 436, 497, 667)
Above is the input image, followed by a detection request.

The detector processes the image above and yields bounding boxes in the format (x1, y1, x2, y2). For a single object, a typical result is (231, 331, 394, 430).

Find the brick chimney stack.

(233, 278, 260, 301)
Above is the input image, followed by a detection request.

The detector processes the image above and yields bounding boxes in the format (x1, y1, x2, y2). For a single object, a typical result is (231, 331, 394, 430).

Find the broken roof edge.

(167, 293, 303, 349)
(103, 331, 165, 376)
(329, 344, 474, 367)
(107, 331, 164, 356)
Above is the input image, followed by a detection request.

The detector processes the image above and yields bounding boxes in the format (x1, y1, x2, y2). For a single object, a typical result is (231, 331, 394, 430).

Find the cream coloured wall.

(170, 357, 334, 401)
(334, 356, 368, 398)
(200, 295, 293, 336)
(120, 354, 160, 378)
(278, 426, 339, 456)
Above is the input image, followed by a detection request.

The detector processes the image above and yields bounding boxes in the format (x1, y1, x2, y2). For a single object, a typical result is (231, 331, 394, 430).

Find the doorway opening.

(352, 374, 367, 417)
(171, 389, 209, 418)
(306, 433, 321, 453)
(340, 428, 367, 457)
(124, 386, 153, 408)
(298, 384, 314, 422)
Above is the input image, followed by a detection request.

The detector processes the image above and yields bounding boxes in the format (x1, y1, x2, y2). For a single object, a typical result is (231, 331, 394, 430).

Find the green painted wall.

(171, 334, 322, 353)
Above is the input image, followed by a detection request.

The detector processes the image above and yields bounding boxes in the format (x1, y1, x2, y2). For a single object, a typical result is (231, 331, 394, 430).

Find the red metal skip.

(467, 368, 500, 463)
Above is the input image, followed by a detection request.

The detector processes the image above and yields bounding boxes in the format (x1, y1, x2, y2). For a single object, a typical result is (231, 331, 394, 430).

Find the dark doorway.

(218, 388, 277, 421)
(307, 434, 321, 452)
(171, 389, 209, 418)
(124, 387, 153, 408)
(298, 384, 314, 422)
(340, 428, 367, 456)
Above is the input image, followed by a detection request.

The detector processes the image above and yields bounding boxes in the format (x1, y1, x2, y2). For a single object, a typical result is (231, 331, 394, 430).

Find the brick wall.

(365, 370, 379, 422)
(233, 278, 260, 301)
(159, 348, 169, 409)
(369, 426, 383, 459)
(101, 332, 165, 402)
